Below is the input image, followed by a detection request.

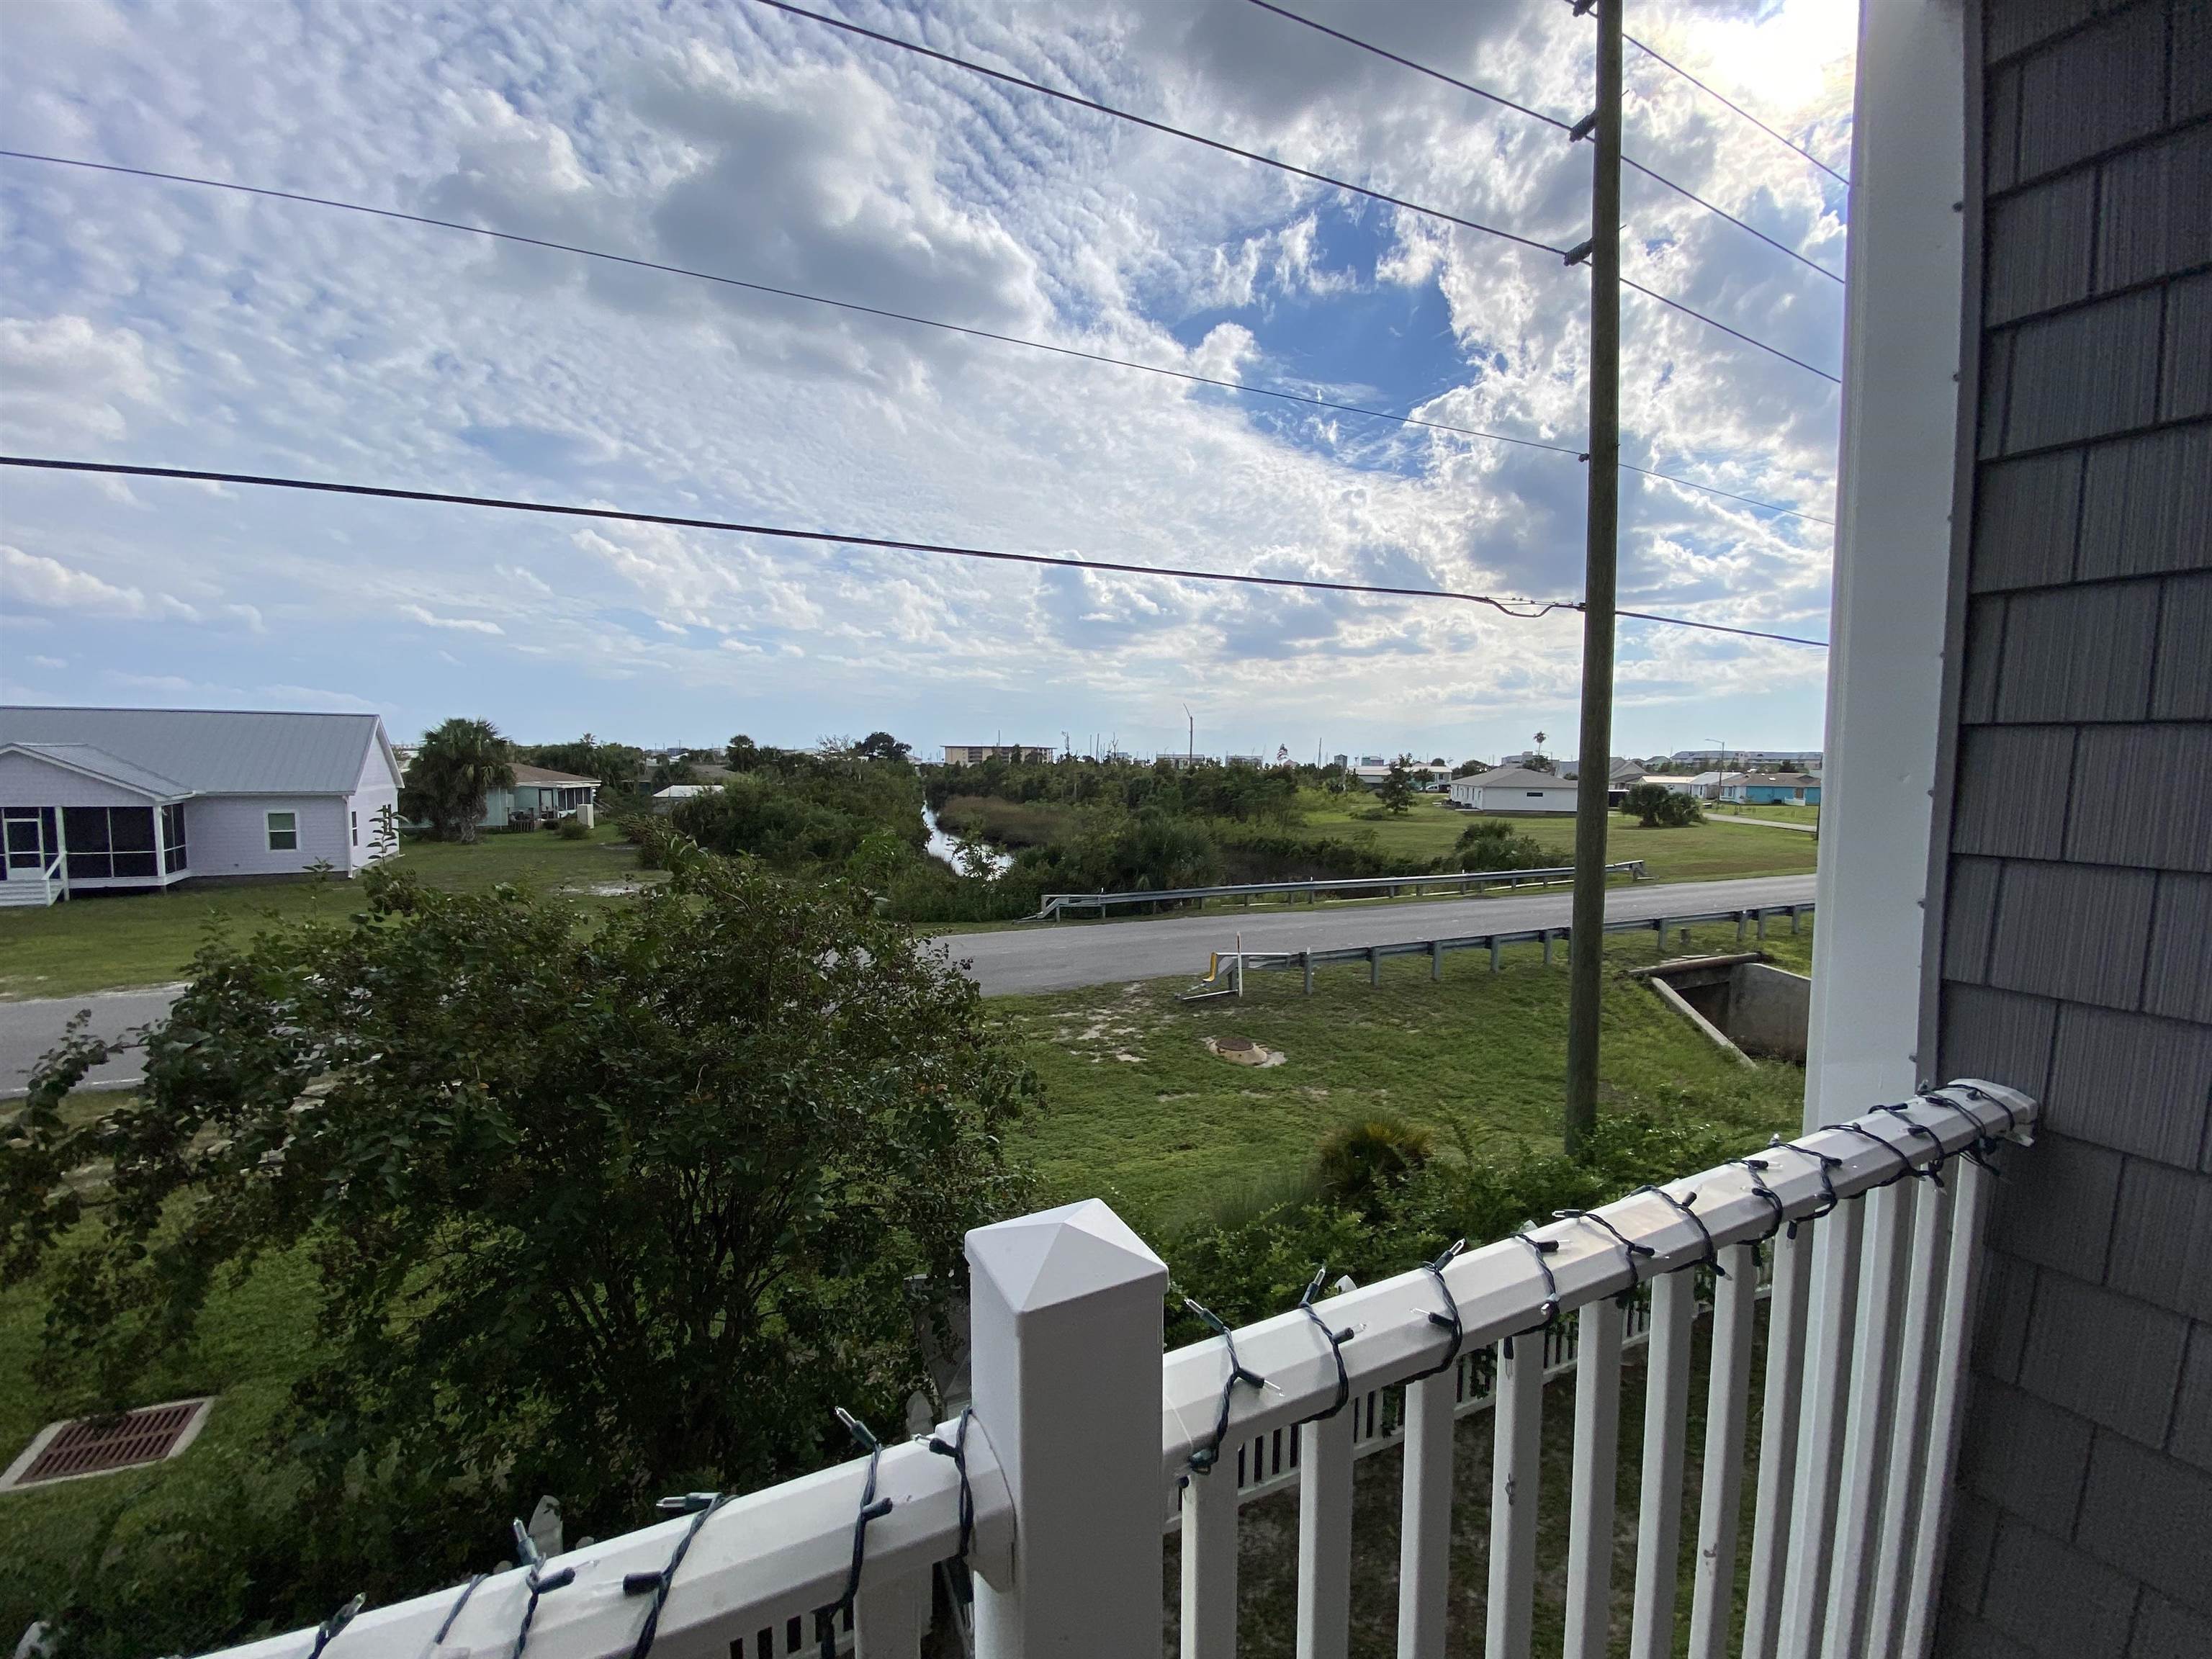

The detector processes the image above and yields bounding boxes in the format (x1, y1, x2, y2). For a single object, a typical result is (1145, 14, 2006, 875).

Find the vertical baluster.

(1902, 1152, 1997, 1657)
(1867, 1177, 1954, 1655)
(853, 1573, 926, 1658)
(1777, 1197, 1866, 1658)
(1181, 1465, 1238, 1659)
(1484, 1336, 1545, 1659)
(1561, 1299, 1625, 1659)
(1686, 1242, 1761, 1659)
(1823, 1182, 1915, 1655)
(1296, 1412, 1354, 1659)
(1741, 1225, 1814, 1659)
(1396, 1371, 1456, 1659)
(1627, 1271, 1695, 1659)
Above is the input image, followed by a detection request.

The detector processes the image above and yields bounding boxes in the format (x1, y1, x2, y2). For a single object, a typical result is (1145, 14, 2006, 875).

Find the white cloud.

(0, 313, 161, 443)
(401, 603, 504, 635)
(1, 544, 199, 619)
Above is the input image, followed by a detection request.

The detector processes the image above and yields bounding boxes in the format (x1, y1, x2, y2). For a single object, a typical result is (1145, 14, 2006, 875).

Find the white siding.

(0, 750, 156, 809)
(345, 732, 403, 871)
(1475, 786, 1578, 814)
(184, 795, 351, 878)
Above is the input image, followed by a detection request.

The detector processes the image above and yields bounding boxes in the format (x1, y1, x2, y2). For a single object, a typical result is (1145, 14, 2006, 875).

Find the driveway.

(1, 873, 1819, 1090)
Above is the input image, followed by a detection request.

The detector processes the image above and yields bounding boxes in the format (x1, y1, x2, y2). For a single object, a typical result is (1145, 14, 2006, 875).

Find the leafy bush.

(3, 858, 1033, 1645)
(1622, 783, 1704, 827)
(556, 814, 589, 840)
(1449, 819, 1554, 871)
(1313, 1114, 1435, 1220)
(1164, 1111, 1766, 1342)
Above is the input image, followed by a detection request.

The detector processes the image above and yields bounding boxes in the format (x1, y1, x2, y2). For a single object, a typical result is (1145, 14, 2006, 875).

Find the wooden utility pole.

(1564, 0, 1623, 1156)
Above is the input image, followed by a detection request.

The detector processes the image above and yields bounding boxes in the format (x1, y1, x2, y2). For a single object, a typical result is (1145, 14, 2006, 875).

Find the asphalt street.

(0, 873, 1817, 1091)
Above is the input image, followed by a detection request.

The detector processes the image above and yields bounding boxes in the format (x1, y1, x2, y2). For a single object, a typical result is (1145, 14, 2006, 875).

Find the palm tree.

(403, 717, 513, 842)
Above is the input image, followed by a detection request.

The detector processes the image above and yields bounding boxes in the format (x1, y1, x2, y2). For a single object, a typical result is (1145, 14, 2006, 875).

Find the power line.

(1241, 0, 1569, 132)
(745, 0, 1568, 258)
(1616, 608, 1826, 648)
(0, 455, 1568, 612)
(1621, 157, 1841, 284)
(1245, 0, 1842, 284)
(0, 149, 1834, 526)
(750, 1, 1842, 384)
(1622, 279, 1840, 384)
(1626, 33, 1851, 188)
(0, 455, 1829, 645)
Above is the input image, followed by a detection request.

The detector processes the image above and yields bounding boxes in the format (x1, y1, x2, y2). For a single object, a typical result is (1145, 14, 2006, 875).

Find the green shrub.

(557, 815, 589, 840)
(1313, 1113, 1435, 1219)
(1622, 783, 1704, 827)
(1449, 818, 1553, 871)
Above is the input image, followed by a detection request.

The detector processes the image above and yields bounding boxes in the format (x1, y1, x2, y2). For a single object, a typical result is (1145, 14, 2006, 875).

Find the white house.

(1445, 765, 1579, 814)
(651, 783, 717, 814)
(0, 706, 403, 907)
(480, 764, 600, 830)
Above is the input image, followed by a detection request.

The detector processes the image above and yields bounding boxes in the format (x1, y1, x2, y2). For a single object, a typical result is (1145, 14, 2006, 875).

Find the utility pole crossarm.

(1564, 0, 1623, 1156)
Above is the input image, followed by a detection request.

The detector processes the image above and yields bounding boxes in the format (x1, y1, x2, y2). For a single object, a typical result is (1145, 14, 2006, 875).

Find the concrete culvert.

(1631, 953, 1810, 1066)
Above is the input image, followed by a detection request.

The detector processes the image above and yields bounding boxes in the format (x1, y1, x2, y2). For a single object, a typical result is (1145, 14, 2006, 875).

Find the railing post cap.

(966, 1198, 1167, 1315)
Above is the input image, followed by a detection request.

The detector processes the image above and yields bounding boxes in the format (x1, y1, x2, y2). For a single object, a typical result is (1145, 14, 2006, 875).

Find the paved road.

(0, 873, 1818, 1090)
(0, 986, 178, 1096)
(929, 872, 1817, 995)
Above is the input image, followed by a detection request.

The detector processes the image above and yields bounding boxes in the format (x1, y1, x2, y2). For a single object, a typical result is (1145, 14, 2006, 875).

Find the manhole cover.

(1, 1398, 213, 1491)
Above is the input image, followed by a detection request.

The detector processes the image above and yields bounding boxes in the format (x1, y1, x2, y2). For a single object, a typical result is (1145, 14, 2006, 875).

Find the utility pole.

(1184, 703, 1195, 765)
(1564, 0, 1622, 1157)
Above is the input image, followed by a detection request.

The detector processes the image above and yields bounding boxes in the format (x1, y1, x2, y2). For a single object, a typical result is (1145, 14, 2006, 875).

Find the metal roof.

(1, 742, 196, 799)
(0, 706, 387, 796)
(1460, 766, 1577, 788)
(510, 763, 601, 786)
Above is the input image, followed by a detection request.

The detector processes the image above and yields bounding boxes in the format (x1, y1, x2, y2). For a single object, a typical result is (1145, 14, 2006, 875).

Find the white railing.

(190, 1081, 2032, 1659)
(1028, 859, 1647, 920)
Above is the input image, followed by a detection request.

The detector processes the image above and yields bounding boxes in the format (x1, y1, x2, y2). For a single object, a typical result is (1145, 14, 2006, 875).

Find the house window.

(266, 811, 298, 852)
(61, 806, 156, 880)
(161, 803, 188, 873)
(1527, 791, 1545, 798)
(351, 811, 359, 847)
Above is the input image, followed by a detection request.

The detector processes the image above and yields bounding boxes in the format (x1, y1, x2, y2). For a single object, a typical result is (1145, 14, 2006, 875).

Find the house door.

(3, 806, 56, 881)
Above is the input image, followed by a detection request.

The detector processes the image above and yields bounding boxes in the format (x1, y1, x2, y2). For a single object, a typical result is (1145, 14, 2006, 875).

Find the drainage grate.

(1, 1398, 212, 1490)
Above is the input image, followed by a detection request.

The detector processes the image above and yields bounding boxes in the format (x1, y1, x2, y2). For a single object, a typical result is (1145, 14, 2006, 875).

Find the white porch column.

(1803, 0, 1971, 1128)
(966, 1198, 1168, 1658)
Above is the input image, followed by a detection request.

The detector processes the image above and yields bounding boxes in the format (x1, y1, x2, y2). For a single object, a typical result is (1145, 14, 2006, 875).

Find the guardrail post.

(968, 1200, 1168, 1658)
(1544, 928, 1556, 966)
(1431, 940, 1443, 981)
(1737, 911, 1748, 943)
(1655, 917, 1667, 954)
(1758, 909, 1769, 941)
(1489, 937, 1502, 974)
(1369, 945, 1381, 986)
(1303, 950, 1313, 996)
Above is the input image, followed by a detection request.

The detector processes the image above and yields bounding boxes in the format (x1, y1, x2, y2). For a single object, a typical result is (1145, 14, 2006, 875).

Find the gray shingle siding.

(1937, 5, 2212, 1650)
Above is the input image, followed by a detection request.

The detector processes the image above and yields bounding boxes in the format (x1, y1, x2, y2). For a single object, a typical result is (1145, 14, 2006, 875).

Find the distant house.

(1679, 770, 1744, 799)
(1446, 765, 1578, 814)
(1721, 771, 1823, 806)
(480, 764, 601, 830)
(0, 706, 402, 906)
(651, 783, 716, 814)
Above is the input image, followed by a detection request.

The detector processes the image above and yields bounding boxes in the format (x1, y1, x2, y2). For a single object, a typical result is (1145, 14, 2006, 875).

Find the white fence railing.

(195, 1082, 2033, 1659)
(1028, 859, 1647, 920)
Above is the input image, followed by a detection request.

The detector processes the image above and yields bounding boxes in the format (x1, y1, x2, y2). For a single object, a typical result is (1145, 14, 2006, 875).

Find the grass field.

(1706, 801, 1822, 825)
(1290, 792, 1816, 885)
(1002, 917, 1810, 1230)
(0, 826, 657, 1000)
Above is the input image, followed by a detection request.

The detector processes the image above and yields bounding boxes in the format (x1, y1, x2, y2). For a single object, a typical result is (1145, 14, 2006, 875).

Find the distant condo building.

(940, 744, 1050, 765)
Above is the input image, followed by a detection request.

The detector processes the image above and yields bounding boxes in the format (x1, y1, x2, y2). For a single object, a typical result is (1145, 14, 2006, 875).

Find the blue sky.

(0, 0, 1855, 762)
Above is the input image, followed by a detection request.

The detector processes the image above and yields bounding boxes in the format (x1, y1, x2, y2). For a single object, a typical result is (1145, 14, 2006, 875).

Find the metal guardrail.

(1029, 859, 1647, 920)
(1180, 897, 1814, 998)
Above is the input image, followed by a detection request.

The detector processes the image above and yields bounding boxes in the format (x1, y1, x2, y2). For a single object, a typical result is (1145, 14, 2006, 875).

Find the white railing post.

(966, 1199, 1168, 1658)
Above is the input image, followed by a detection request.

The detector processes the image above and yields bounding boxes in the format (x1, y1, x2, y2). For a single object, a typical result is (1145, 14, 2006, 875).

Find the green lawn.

(1000, 918, 1809, 1231)
(1292, 793, 1817, 884)
(1706, 801, 1822, 826)
(0, 826, 657, 1000)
